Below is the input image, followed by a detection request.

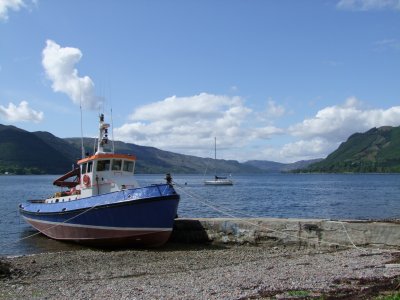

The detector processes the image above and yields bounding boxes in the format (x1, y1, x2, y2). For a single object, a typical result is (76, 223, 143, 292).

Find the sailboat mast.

(214, 137, 217, 160)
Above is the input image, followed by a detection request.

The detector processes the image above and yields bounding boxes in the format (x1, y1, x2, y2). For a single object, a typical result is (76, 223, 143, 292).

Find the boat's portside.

(23, 215, 175, 247)
(19, 184, 180, 247)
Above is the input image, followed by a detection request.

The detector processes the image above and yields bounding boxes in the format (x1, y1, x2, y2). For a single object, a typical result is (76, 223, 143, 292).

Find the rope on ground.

(173, 181, 368, 252)
(327, 221, 363, 251)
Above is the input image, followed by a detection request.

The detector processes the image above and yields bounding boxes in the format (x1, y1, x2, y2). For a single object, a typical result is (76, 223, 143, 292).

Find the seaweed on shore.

(0, 259, 11, 279)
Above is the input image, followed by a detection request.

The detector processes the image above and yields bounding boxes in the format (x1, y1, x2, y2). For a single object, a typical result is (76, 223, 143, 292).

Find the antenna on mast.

(79, 87, 85, 159)
(107, 83, 115, 153)
(111, 108, 115, 153)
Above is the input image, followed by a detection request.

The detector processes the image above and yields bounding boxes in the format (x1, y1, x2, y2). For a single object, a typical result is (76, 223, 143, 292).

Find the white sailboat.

(204, 137, 233, 186)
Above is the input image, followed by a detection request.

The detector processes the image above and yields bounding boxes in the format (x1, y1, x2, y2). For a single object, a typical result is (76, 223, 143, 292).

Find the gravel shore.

(1, 243, 400, 299)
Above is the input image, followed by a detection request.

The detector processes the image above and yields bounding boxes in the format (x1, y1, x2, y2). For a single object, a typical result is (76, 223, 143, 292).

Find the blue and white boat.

(19, 114, 180, 247)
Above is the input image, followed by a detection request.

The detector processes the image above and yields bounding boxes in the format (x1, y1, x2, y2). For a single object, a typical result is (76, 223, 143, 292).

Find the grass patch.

(374, 292, 400, 300)
(287, 290, 311, 297)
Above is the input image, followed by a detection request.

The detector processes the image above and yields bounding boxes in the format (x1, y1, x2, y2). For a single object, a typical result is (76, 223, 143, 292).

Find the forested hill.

(0, 124, 260, 174)
(64, 138, 261, 174)
(304, 126, 400, 173)
(0, 124, 74, 174)
(3, 123, 399, 175)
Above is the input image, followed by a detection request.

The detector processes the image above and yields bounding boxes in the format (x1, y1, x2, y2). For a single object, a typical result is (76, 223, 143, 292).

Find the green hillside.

(64, 138, 260, 174)
(306, 126, 400, 173)
(5, 123, 399, 175)
(0, 125, 74, 174)
(0, 122, 262, 175)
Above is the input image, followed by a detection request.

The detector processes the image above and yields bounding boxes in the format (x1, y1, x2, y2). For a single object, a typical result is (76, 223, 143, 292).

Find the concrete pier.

(171, 218, 400, 249)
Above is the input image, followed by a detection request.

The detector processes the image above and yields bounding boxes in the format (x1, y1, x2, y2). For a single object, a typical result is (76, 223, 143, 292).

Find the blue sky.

(1, 0, 400, 163)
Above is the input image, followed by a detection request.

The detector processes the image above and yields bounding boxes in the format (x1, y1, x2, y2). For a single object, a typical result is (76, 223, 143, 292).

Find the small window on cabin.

(112, 159, 122, 171)
(81, 163, 87, 174)
(87, 161, 93, 173)
(123, 161, 134, 172)
(97, 160, 110, 171)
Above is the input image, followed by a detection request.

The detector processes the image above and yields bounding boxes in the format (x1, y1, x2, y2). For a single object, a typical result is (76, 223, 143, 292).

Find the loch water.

(1, 173, 400, 256)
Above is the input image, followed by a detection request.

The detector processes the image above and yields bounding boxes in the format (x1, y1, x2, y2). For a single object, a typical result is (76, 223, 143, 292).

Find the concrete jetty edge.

(171, 218, 400, 249)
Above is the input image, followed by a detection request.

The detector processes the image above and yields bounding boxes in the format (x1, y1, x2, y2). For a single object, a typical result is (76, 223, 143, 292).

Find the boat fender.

(83, 175, 91, 187)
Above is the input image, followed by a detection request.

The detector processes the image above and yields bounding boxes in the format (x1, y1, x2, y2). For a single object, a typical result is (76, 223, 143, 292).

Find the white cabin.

(46, 113, 139, 203)
(78, 153, 138, 197)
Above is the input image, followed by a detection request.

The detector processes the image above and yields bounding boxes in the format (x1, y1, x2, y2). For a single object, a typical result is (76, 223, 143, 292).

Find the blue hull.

(19, 184, 180, 247)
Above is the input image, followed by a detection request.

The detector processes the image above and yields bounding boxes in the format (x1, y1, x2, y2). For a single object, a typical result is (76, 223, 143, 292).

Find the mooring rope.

(173, 181, 367, 251)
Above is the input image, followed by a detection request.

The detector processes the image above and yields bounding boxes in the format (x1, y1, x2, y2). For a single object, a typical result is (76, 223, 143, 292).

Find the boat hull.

(204, 179, 233, 185)
(19, 184, 179, 247)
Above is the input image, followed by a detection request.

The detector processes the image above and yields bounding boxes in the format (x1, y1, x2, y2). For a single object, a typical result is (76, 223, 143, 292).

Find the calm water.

(1, 173, 400, 256)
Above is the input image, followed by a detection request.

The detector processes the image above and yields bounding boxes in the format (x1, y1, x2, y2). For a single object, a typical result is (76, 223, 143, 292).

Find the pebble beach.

(2, 243, 400, 299)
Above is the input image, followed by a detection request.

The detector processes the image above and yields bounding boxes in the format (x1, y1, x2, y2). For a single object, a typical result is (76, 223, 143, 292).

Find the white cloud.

(42, 40, 102, 110)
(276, 98, 400, 161)
(0, 0, 25, 22)
(116, 93, 400, 163)
(266, 99, 286, 118)
(247, 137, 336, 163)
(288, 97, 400, 143)
(129, 93, 243, 121)
(337, 0, 400, 11)
(374, 39, 400, 51)
(280, 138, 337, 161)
(115, 93, 257, 154)
(250, 126, 284, 139)
(0, 101, 43, 123)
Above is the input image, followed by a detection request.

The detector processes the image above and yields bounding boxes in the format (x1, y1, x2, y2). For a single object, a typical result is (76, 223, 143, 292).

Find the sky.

(1, 0, 400, 163)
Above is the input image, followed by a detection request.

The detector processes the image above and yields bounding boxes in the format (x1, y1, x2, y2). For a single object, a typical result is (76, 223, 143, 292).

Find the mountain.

(244, 160, 285, 172)
(0, 123, 261, 174)
(244, 159, 322, 172)
(64, 138, 261, 174)
(0, 125, 74, 174)
(4, 123, 399, 175)
(33, 131, 82, 162)
(304, 126, 400, 173)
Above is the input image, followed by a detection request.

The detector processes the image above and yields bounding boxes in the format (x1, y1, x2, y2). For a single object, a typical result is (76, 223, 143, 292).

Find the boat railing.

(27, 199, 46, 203)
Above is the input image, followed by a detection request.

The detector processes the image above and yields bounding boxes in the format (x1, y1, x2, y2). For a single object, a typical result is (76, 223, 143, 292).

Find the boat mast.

(96, 113, 110, 154)
(214, 137, 217, 177)
(214, 137, 217, 160)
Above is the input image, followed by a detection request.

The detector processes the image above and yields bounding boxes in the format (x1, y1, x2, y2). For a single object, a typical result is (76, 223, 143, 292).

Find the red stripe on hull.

(27, 219, 172, 247)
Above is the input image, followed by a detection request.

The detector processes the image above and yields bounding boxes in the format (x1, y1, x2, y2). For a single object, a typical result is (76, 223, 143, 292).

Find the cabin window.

(87, 161, 93, 173)
(112, 159, 122, 171)
(97, 160, 110, 171)
(81, 163, 87, 174)
(123, 160, 134, 172)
